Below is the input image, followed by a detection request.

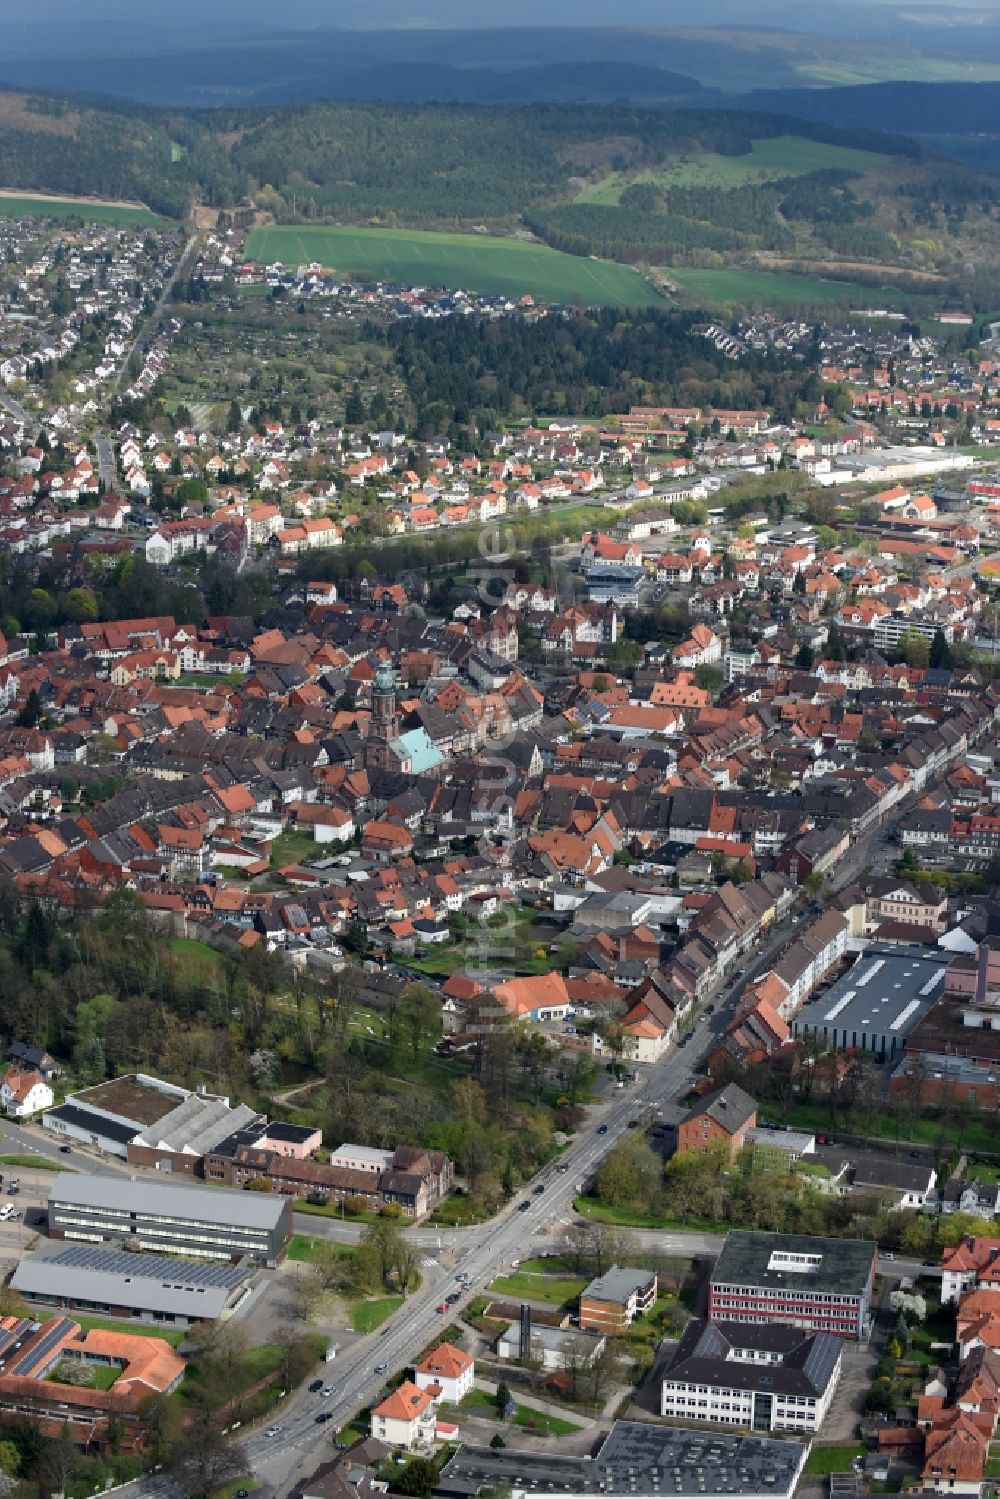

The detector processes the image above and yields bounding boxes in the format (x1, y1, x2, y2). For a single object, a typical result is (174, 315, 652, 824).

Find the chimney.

(977, 945, 990, 1008)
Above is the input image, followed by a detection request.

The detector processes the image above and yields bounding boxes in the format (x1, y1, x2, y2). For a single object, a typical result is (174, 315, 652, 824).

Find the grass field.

(0, 192, 167, 226)
(490, 1271, 587, 1306)
(804, 1448, 864, 1476)
(0, 1153, 67, 1170)
(577, 135, 892, 204)
(662, 266, 916, 312)
(245, 224, 663, 308)
(350, 1295, 404, 1333)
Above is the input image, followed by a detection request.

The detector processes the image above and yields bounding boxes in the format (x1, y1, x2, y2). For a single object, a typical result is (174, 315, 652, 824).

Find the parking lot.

(0, 1163, 62, 1258)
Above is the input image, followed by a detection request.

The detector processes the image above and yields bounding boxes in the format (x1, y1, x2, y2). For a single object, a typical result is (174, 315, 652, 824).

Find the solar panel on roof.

(10, 1315, 75, 1377)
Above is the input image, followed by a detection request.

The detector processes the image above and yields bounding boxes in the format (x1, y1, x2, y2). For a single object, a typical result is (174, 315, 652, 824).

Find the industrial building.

(709, 1231, 877, 1340)
(42, 1071, 264, 1171)
(11, 1243, 256, 1327)
(46, 1173, 292, 1267)
(440, 1422, 809, 1499)
(792, 945, 950, 1060)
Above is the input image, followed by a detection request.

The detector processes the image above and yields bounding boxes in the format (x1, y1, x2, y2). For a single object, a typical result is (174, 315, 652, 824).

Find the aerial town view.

(8, 2, 1000, 1498)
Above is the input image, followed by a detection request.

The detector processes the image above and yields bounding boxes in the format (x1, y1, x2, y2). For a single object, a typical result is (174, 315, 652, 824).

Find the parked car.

(597, 1124, 608, 1135)
(446, 1292, 461, 1304)
(436, 1303, 448, 1313)
(517, 1200, 531, 1212)
(309, 1380, 323, 1393)
(374, 1363, 387, 1374)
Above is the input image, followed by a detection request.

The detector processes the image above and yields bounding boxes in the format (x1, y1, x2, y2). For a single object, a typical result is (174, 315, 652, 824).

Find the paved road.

(111, 232, 198, 396)
(95, 431, 117, 491)
(0, 389, 39, 441)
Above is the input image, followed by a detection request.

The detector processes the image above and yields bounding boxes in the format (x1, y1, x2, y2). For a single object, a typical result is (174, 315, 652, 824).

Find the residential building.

(370, 1380, 437, 1450)
(677, 1083, 757, 1161)
(414, 1343, 474, 1404)
(579, 1265, 658, 1333)
(0, 1065, 53, 1117)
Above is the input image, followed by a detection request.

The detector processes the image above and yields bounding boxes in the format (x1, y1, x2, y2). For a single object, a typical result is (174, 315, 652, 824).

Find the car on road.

(309, 1379, 323, 1393)
(446, 1291, 461, 1304)
(322, 1386, 334, 1397)
(436, 1302, 448, 1312)
(265, 1425, 282, 1437)
(315, 1412, 334, 1424)
(556, 1162, 569, 1172)
(374, 1363, 387, 1374)
(517, 1199, 531, 1211)
(533, 1184, 545, 1195)
(58, 1145, 72, 1154)
(236, 1491, 249, 1498)
(597, 1124, 608, 1135)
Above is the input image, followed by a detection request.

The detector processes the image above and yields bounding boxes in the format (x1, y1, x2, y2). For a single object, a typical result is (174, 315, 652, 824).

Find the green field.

(577, 135, 892, 204)
(662, 265, 918, 312)
(0, 192, 168, 226)
(245, 224, 663, 307)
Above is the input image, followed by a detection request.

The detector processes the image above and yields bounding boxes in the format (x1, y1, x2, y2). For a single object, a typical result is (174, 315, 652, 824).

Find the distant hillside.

(2, 87, 1000, 304)
(739, 82, 1000, 175)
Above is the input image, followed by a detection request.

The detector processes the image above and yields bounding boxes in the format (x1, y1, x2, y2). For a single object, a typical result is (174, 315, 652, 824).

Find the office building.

(46, 1173, 292, 1267)
(709, 1231, 877, 1339)
(661, 1320, 842, 1433)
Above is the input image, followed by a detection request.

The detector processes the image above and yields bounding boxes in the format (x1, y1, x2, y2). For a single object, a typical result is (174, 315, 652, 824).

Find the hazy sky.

(5, 0, 978, 24)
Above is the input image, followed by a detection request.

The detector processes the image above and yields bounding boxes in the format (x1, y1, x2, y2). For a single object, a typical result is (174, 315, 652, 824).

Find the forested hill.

(0, 90, 922, 223)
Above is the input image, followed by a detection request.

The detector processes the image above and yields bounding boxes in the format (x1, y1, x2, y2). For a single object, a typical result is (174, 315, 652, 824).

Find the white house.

(415, 1344, 474, 1404)
(0, 1066, 53, 1118)
(370, 1380, 437, 1449)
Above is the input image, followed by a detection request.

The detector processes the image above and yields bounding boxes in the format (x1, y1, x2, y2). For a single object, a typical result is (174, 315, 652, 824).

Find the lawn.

(455, 1389, 582, 1436)
(269, 827, 319, 868)
(350, 1296, 405, 1333)
(0, 192, 168, 226)
(245, 224, 663, 308)
(662, 266, 917, 313)
(777, 1098, 1000, 1157)
(490, 1271, 587, 1306)
(804, 1448, 864, 1476)
(574, 1195, 726, 1233)
(169, 936, 227, 976)
(577, 135, 892, 203)
(0, 1153, 68, 1170)
(287, 1233, 355, 1265)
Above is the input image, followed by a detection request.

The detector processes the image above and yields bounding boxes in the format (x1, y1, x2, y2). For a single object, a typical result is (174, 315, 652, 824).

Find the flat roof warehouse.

(792, 944, 949, 1058)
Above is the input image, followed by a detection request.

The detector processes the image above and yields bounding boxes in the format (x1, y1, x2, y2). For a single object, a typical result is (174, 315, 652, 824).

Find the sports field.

(244, 224, 664, 307)
(0, 191, 166, 226)
(577, 135, 892, 205)
(663, 265, 917, 312)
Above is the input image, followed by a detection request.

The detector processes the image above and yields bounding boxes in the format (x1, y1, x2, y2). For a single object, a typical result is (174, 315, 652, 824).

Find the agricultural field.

(0, 191, 167, 226)
(244, 224, 663, 307)
(662, 265, 918, 312)
(576, 135, 893, 205)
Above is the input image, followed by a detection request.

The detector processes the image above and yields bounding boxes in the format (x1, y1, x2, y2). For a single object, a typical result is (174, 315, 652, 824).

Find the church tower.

(365, 661, 400, 771)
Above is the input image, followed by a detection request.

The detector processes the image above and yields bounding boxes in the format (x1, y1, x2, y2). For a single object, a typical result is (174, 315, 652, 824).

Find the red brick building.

(678, 1083, 757, 1161)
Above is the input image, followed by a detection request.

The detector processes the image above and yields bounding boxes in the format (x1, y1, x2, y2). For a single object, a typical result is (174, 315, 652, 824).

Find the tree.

(693, 664, 723, 695)
(400, 983, 440, 1060)
(15, 688, 41, 728)
(794, 642, 815, 671)
(899, 628, 930, 669)
(495, 1380, 511, 1416)
(930, 629, 953, 670)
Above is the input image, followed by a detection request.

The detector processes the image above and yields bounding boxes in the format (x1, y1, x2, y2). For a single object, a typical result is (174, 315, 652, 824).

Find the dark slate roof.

(664, 1319, 842, 1399)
